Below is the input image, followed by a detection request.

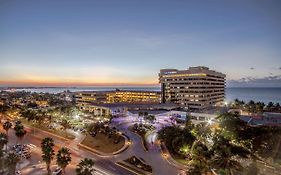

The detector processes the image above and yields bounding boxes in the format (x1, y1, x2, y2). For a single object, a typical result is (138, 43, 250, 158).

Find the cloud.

(227, 75, 281, 87)
(250, 67, 255, 70)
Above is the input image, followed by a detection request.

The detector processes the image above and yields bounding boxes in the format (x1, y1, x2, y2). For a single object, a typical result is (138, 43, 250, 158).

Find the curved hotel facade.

(159, 66, 226, 110)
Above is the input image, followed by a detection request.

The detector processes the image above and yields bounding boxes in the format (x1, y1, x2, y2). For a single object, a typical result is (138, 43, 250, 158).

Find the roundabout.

(109, 114, 185, 175)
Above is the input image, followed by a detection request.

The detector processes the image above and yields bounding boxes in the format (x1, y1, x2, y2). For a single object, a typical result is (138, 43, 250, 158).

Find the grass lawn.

(172, 154, 190, 165)
(81, 133, 125, 153)
(167, 149, 189, 165)
(21, 119, 75, 140)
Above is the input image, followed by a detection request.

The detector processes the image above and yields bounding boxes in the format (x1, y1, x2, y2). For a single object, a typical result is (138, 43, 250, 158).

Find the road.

(1, 125, 135, 175)
(1, 114, 183, 175)
(111, 115, 184, 175)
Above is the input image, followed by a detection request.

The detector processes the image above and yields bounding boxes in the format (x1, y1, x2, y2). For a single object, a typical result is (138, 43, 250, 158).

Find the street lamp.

(74, 115, 79, 120)
(224, 101, 228, 106)
(207, 119, 213, 125)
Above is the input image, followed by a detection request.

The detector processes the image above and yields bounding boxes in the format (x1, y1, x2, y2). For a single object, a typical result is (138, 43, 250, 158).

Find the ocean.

(2, 87, 281, 104)
(225, 87, 281, 104)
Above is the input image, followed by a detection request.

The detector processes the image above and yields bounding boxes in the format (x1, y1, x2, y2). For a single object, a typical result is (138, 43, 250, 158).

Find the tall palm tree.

(190, 141, 212, 174)
(76, 158, 95, 175)
(14, 122, 26, 144)
(56, 147, 71, 175)
(210, 135, 247, 175)
(41, 137, 55, 175)
(0, 133, 8, 150)
(6, 152, 20, 175)
(3, 121, 12, 136)
(0, 132, 8, 170)
(15, 128, 26, 141)
(211, 153, 242, 175)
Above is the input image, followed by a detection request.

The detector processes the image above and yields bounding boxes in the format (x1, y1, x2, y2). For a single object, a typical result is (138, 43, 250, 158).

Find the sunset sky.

(1, 0, 281, 87)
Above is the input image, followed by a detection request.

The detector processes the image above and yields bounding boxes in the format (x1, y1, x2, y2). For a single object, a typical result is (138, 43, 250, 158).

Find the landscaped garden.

(124, 156, 152, 173)
(81, 122, 125, 153)
(158, 112, 281, 175)
(116, 155, 152, 174)
(21, 119, 76, 140)
(129, 123, 155, 151)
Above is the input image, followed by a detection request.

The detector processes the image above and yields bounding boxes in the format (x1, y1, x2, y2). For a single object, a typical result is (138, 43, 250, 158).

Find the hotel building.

(159, 66, 226, 110)
(75, 89, 160, 115)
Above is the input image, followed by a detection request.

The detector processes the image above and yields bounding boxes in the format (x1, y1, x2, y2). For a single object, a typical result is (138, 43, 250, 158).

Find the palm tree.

(190, 141, 211, 174)
(211, 153, 242, 175)
(76, 158, 95, 175)
(0, 133, 8, 150)
(56, 147, 71, 175)
(3, 121, 12, 136)
(210, 135, 247, 175)
(138, 111, 143, 117)
(14, 122, 26, 144)
(41, 137, 55, 175)
(0, 132, 8, 170)
(6, 152, 20, 175)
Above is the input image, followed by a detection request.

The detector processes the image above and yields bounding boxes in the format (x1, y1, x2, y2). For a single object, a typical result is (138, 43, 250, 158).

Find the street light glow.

(207, 119, 213, 125)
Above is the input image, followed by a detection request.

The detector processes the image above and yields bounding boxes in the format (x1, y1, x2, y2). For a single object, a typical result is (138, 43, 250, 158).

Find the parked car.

(52, 167, 62, 175)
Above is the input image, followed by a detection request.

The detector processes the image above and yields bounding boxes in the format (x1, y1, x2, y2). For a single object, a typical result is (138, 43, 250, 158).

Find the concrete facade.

(159, 66, 226, 110)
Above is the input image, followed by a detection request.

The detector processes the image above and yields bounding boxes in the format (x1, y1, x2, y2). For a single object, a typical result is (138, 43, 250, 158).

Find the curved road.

(1, 114, 183, 175)
(111, 116, 183, 175)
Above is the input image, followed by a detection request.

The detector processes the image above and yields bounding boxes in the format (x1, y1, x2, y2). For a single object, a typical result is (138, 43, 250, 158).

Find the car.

(22, 151, 31, 157)
(52, 167, 62, 175)
(13, 144, 29, 151)
(23, 154, 31, 159)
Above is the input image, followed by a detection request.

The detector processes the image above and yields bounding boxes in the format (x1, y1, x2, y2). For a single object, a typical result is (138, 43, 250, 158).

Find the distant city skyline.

(1, 0, 281, 87)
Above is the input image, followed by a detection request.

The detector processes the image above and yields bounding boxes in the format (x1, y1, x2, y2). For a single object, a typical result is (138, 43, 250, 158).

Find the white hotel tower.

(159, 66, 226, 110)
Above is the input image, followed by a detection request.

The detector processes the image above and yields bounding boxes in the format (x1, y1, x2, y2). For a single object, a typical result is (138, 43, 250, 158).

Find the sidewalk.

(160, 142, 189, 170)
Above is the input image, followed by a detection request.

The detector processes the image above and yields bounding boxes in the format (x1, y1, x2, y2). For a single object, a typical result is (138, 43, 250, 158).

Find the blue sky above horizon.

(0, 0, 281, 87)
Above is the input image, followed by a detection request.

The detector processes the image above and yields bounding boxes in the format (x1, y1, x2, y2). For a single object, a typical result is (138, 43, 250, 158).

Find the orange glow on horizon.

(0, 80, 159, 87)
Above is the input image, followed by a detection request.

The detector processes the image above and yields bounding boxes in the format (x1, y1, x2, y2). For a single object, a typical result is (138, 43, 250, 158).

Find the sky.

(0, 0, 281, 87)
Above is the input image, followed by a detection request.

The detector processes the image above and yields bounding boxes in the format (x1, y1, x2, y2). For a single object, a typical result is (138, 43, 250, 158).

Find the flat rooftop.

(89, 102, 180, 110)
(75, 89, 161, 94)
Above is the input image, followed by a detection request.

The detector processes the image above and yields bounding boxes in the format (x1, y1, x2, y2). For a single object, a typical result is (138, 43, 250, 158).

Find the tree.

(14, 122, 26, 144)
(245, 100, 256, 113)
(186, 163, 204, 175)
(216, 112, 249, 143)
(190, 141, 212, 174)
(232, 99, 245, 109)
(0, 104, 9, 121)
(0, 133, 8, 167)
(76, 158, 95, 175)
(0, 133, 8, 150)
(192, 123, 212, 142)
(20, 109, 36, 121)
(56, 147, 71, 175)
(138, 111, 143, 117)
(217, 113, 281, 161)
(267, 101, 274, 109)
(144, 115, 155, 123)
(143, 112, 148, 117)
(3, 121, 12, 136)
(41, 137, 55, 175)
(6, 152, 20, 175)
(244, 161, 259, 175)
(210, 134, 250, 175)
(60, 119, 71, 130)
(158, 126, 195, 155)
